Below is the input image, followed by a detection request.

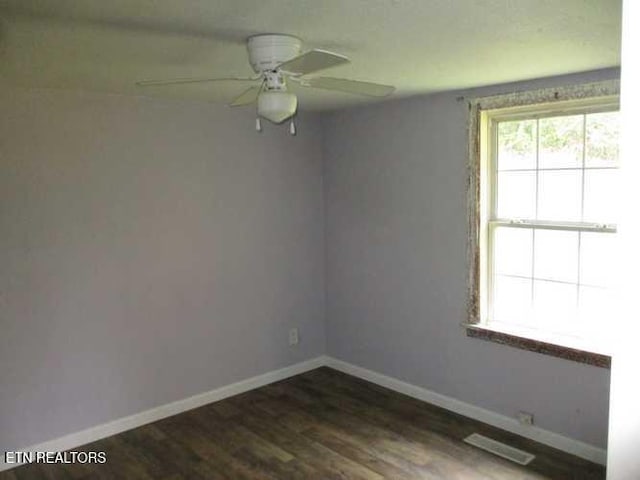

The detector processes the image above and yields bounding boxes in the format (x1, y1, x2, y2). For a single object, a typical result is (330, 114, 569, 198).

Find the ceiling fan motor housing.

(247, 34, 302, 73)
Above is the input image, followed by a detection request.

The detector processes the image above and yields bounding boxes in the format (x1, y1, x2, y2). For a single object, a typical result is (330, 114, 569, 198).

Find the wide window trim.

(466, 80, 620, 367)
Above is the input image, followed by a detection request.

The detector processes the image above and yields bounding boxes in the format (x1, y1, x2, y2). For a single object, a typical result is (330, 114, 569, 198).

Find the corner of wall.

(319, 111, 332, 357)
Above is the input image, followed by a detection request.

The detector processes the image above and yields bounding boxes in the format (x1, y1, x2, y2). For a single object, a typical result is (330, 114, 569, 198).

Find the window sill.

(465, 323, 611, 369)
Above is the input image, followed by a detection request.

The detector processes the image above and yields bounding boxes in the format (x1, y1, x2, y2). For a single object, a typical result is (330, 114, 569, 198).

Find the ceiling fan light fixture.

(258, 91, 297, 124)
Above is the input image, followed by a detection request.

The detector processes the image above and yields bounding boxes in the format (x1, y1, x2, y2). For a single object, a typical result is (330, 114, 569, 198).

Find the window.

(468, 86, 620, 363)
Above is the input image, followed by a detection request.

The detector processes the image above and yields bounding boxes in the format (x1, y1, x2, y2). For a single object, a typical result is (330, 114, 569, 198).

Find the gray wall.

(0, 88, 325, 451)
(1, 68, 618, 452)
(323, 69, 618, 448)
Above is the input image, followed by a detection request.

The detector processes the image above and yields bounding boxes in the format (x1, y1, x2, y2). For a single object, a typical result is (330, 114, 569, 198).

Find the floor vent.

(464, 433, 535, 465)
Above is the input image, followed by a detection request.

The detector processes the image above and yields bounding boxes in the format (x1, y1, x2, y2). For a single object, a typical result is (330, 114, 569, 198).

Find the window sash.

(487, 110, 619, 226)
(489, 219, 615, 233)
(486, 223, 616, 328)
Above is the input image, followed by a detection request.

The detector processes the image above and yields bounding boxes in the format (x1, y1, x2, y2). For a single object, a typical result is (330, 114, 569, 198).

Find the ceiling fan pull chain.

(289, 119, 296, 136)
(256, 117, 262, 132)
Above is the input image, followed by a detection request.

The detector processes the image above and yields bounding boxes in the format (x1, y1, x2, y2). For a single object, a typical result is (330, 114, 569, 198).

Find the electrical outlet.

(516, 411, 534, 426)
(288, 328, 299, 346)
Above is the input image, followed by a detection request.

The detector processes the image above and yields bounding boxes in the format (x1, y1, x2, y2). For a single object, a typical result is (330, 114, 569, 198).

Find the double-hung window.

(471, 91, 620, 360)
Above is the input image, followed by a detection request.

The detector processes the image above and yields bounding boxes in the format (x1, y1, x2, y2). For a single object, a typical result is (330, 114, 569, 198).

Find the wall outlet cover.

(517, 411, 534, 426)
(288, 328, 299, 346)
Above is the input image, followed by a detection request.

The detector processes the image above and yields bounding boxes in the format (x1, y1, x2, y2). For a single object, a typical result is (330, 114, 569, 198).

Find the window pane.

(537, 169, 582, 222)
(493, 275, 532, 326)
(496, 171, 536, 219)
(533, 280, 578, 332)
(539, 115, 584, 169)
(578, 286, 611, 332)
(494, 227, 533, 277)
(583, 169, 618, 224)
(534, 229, 579, 283)
(586, 112, 620, 168)
(498, 119, 536, 170)
(580, 232, 616, 287)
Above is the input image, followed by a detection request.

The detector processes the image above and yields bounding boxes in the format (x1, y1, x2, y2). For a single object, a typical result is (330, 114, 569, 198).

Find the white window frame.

(466, 81, 620, 356)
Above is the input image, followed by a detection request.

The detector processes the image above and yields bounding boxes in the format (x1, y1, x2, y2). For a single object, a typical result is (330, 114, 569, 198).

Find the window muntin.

(482, 100, 620, 340)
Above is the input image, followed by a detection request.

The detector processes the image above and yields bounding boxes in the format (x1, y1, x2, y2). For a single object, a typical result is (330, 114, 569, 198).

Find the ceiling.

(0, 0, 622, 111)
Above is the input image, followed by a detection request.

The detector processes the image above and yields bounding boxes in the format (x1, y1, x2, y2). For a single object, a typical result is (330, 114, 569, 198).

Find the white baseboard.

(0, 356, 325, 473)
(323, 356, 607, 465)
(1, 354, 606, 473)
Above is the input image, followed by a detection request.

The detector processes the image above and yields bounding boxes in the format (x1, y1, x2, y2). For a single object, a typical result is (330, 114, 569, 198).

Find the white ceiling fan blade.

(278, 49, 349, 75)
(229, 85, 262, 106)
(136, 76, 258, 87)
(304, 77, 395, 97)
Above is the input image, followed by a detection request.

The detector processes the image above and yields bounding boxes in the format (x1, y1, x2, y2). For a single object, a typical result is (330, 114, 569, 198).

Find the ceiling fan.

(136, 34, 395, 134)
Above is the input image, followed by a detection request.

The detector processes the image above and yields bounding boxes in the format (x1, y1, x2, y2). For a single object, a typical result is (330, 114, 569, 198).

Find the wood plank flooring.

(1, 367, 605, 479)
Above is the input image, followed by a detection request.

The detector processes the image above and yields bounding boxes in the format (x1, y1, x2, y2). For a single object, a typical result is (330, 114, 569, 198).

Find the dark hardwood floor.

(2, 367, 605, 479)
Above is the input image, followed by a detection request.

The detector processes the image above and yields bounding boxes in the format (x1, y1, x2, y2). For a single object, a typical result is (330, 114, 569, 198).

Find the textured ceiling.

(0, 0, 622, 111)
